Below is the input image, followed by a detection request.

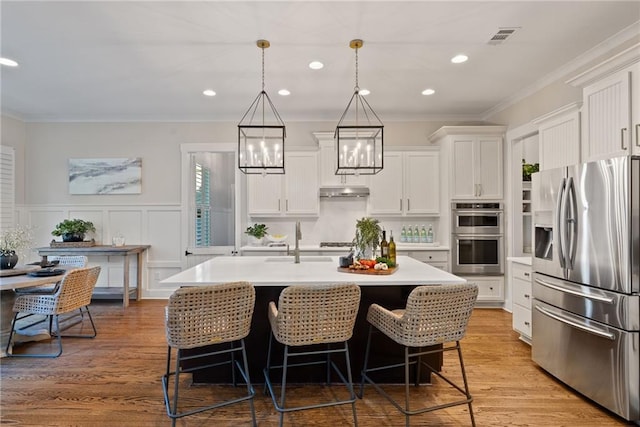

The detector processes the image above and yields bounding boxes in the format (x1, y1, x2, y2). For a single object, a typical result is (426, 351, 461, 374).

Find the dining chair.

(15, 255, 88, 295)
(264, 283, 361, 427)
(6, 266, 101, 358)
(359, 283, 478, 427)
(162, 282, 257, 427)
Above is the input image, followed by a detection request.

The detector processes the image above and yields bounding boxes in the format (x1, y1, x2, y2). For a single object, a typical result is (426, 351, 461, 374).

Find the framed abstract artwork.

(68, 158, 142, 195)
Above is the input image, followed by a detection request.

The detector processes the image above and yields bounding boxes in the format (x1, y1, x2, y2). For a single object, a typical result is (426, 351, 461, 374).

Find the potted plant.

(51, 219, 96, 242)
(522, 159, 540, 181)
(1, 225, 34, 269)
(352, 217, 381, 260)
(245, 223, 268, 246)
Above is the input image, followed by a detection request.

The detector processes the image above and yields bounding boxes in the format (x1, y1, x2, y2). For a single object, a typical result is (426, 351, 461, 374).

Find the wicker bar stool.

(6, 266, 101, 358)
(359, 283, 478, 427)
(162, 282, 257, 427)
(264, 283, 361, 427)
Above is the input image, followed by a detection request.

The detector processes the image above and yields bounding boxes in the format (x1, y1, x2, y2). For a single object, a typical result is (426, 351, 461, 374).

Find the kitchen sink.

(265, 256, 333, 263)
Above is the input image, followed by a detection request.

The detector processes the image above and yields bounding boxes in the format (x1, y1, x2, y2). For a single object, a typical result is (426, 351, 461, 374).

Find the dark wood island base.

(188, 284, 442, 384)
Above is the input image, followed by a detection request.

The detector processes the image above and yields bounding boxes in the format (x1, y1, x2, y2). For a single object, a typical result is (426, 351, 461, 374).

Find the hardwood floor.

(0, 299, 634, 426)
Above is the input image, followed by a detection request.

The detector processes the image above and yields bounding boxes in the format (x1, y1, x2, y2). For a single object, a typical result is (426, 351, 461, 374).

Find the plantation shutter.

(0, 145, 15, 233)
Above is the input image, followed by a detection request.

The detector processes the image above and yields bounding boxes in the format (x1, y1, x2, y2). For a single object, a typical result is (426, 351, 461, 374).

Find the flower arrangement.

(1, 225, 34, 257)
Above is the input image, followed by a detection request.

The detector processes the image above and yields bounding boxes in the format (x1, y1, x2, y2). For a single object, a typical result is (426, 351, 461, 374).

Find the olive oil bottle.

(380, 229, 389, 258)
(388, 230, 396, 265)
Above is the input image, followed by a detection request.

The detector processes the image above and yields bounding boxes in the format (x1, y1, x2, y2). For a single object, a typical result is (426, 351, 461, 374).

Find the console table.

(37, 245, 150, 308)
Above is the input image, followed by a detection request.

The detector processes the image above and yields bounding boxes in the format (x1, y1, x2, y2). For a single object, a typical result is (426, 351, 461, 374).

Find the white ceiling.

(1, 1, 639, 122)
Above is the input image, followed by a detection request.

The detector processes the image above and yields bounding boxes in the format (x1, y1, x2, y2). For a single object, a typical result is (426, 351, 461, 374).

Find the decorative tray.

(27, 269, 66, 277)
(337, 265, 398, 275)
(50, 239, 96, 248)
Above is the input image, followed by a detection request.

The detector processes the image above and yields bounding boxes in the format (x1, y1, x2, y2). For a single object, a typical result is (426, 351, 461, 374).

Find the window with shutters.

(194, 162, 211, 247)
(0, 145, 15, 233)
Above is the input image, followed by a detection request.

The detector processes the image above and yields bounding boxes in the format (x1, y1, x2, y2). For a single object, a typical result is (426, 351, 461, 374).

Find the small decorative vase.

(62, 233, 85, 242)
(249, 236, 264, 246)
(0, 251, 19, 270)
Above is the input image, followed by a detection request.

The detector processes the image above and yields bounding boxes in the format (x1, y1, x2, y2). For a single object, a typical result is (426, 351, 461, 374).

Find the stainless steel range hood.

(319, 186, 370, 198)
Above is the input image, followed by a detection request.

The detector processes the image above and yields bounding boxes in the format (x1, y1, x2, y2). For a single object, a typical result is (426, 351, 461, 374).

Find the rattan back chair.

(162, 282, 257, 427)
(264, 283, 361, 427)
(6, 266, 101, 358)
(360, 283, 479, 427)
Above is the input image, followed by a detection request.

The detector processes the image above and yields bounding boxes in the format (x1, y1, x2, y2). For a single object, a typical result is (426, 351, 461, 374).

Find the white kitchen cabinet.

(532, 102, 581, 170)
(462, 275, 504, 304)
(368, 151, 439, 216)
(429, 126, 506, 200)
(315, 134, 367, 187)
(510, 260, 532, 344)
(452, 136, 502, 199)
(247, 151, 319, 217)
(567, 46, 640, 160)
(399, 249, 449, 272)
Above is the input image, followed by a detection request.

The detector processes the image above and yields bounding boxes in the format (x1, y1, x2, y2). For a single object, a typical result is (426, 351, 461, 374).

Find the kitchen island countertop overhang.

(161, 255, 465, 287)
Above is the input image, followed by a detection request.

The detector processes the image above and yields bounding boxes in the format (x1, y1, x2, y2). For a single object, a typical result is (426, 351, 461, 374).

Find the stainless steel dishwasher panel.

(532, 299, 640, 421)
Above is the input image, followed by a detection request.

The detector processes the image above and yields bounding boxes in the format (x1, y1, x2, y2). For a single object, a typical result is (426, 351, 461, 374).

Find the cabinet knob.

(524, 321, 530, 326)
(524, 294, 530, 299)
(524, 272, 530, 277)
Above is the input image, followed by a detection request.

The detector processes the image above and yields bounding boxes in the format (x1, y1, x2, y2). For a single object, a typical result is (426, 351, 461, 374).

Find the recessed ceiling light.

(451, 54, 468, 64)
(422, 88, 435, 96)
(309, 61, 324, 70)
(202, 89, 216, 97)
(358, 89, 370, 96)
(278, 89, 290, 96)
(0, 57, 19, 67)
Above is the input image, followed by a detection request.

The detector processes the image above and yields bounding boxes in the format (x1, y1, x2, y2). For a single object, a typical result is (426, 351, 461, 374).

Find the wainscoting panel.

(18, 204, 183, 299)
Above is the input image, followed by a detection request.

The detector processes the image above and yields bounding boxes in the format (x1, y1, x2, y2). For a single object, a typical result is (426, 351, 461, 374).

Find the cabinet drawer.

(465, 277, 504, 302)
(512, 305, 532, 339)
(428, 262, 449, 272)
(512, 277, 532, 309)
(512, 263, 532, 282)
(409, 251, 448, 263)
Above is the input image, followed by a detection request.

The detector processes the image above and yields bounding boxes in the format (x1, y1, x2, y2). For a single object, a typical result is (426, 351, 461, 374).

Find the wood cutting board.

(337, 265, 398, 275)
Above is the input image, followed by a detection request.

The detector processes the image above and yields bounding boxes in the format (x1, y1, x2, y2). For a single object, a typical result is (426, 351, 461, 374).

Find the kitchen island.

(161, 255, 466, 383)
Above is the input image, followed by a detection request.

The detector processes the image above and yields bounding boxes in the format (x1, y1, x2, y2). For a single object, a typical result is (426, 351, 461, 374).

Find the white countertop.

(507, 256, 532, 266)
(240, 244, 449, 253)
(161, 255, 464, 287)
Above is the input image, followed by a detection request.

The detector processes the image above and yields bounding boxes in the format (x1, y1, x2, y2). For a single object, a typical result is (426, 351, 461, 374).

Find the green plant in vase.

(52, 219, 95, 242)
(352, 217, 381, 260)
(245, 223, 268, 245)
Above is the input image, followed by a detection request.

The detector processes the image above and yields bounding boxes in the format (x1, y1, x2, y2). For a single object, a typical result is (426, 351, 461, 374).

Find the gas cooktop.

(319, 242, 353, 247)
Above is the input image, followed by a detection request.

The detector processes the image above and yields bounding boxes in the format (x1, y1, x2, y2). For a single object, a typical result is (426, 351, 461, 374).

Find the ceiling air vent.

(488, 27, 520, 45)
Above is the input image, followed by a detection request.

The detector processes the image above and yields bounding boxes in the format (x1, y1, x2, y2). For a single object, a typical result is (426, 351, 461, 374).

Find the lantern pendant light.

(238, 40, 286, 175)
(334, 39, 383, 176)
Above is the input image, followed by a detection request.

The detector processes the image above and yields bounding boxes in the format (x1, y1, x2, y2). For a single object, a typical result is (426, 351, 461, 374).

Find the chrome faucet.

(294, 221, 302, 263)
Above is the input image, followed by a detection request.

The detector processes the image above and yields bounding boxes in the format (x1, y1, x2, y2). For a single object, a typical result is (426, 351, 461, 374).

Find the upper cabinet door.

(318, 137, 367, 186)
(404, 152, 440, 214)
(368, 152, 403, 215)
(582, 68, 631, 161)
(247, 173, 283, 216)
(284, 152, 319, 215)
(451, 137, 477, 199)
(476, 136, 503, 199)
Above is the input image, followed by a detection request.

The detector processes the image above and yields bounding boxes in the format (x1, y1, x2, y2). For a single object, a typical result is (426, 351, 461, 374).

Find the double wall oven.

(451, 202, 504, 275)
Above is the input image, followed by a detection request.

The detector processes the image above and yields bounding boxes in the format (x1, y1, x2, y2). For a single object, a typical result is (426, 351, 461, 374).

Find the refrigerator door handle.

(534, 277, 615, 304)
(534, 304, 615, 340)
(556, 178, 567, 269)
(566, 176, 578, 270)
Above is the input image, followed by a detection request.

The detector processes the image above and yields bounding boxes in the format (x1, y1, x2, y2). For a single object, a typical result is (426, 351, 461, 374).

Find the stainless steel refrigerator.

(532, 155, 639, 421)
